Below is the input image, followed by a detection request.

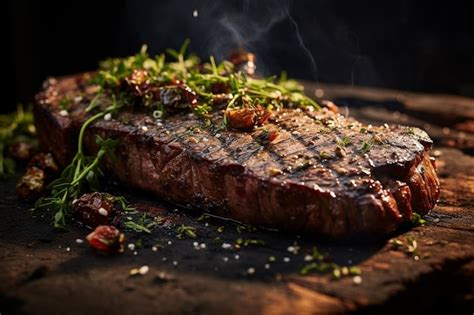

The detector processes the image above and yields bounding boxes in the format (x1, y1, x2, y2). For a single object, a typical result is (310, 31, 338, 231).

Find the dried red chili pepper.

(86, 225, 125, 254)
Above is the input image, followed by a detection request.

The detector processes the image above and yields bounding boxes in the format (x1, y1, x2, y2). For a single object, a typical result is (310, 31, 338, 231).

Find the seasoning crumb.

(167, 241, 172, 245)
(66, 247, 71, 252)
(283, 257, 290, 263)
(59, 110, 69, 117)
(200, 243, 207, 249)
(75, 239, 84, 244)
(223, 257, 229, 262)
(222, 243, 232, 249)
(247, 267, 256, 275)
(433, 218, 440, 223)
(139, 265, 149, 275)
(173, 261, 178, 266)
(234, 254, 240, 260)
(104, 113, 112, 121)
(414, 255, 420, 261)
(152, 246, 158, 252)
(128, 243, 135, 251)
(353, 275, 362, 285)
(304, 255, 313, 261)
(264, 264, 270, 269)
(141, 126, 149, 132)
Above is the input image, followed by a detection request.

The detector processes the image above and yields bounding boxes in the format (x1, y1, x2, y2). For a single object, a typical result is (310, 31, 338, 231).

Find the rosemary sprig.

(35, 98, 124, 228)
(0, 105, 35, 179)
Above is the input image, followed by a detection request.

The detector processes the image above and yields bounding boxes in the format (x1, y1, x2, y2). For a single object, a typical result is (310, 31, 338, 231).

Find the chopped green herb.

(197, 214, 210, 222)
(93, 42, 319, 126)
(59, 97, 73, 110)
(300, 262, 334, 276)
(336, 136, 352, 147)
(235, 238, 266, 247)
(411, 213, 426, 226)
(390, 236, 419, 256)
(176, 224, 197, 239)
(124, 213, 155, 234)
(390, 239, 404, 250)
(359, 140, 374, 153)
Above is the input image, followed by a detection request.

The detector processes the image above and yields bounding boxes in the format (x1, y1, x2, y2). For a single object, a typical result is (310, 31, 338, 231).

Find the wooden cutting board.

(0, 83, 473, 314)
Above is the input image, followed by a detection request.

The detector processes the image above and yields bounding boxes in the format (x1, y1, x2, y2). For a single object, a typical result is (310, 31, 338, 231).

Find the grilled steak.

(34, 74, 440, 238)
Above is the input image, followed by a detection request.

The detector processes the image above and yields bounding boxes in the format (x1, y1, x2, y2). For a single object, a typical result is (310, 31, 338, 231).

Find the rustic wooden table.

(1, 83, 473, 314)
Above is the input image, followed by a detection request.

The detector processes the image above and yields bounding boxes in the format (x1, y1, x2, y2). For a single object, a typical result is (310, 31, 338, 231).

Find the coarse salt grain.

(75, 239, 84, 244)
(128, 243, 135, 250)
(152, 246, 158, 252)
(283, 257, 290, 263)
(139, 265, 149, 275)
(200, 243, 207, 249)
(141, 126, 148, 132)
(98, 207, 108, 216)
(59, 110, 69, 116)
(304, 255, 313, 261)
(247, 267, 255, 275)
(104, 113, 112, 121)
(264, 264, 270, 269)
(222, 243, 232, 249)
(353, 276, 362, 285)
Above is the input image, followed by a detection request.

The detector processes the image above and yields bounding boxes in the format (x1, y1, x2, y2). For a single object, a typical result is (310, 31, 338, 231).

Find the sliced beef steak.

(34, 74, 440, 238)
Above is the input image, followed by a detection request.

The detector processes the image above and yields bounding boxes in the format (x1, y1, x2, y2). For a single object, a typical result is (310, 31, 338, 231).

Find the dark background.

(4, 0, 474, 112)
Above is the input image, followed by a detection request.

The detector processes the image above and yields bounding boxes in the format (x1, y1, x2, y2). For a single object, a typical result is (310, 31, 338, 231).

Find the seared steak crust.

(35, 74, 440, 238)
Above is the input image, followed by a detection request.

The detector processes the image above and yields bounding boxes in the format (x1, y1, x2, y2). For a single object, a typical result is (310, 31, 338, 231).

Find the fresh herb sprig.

(35, 98, 124, 228)
(0, 105, 35, 179)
